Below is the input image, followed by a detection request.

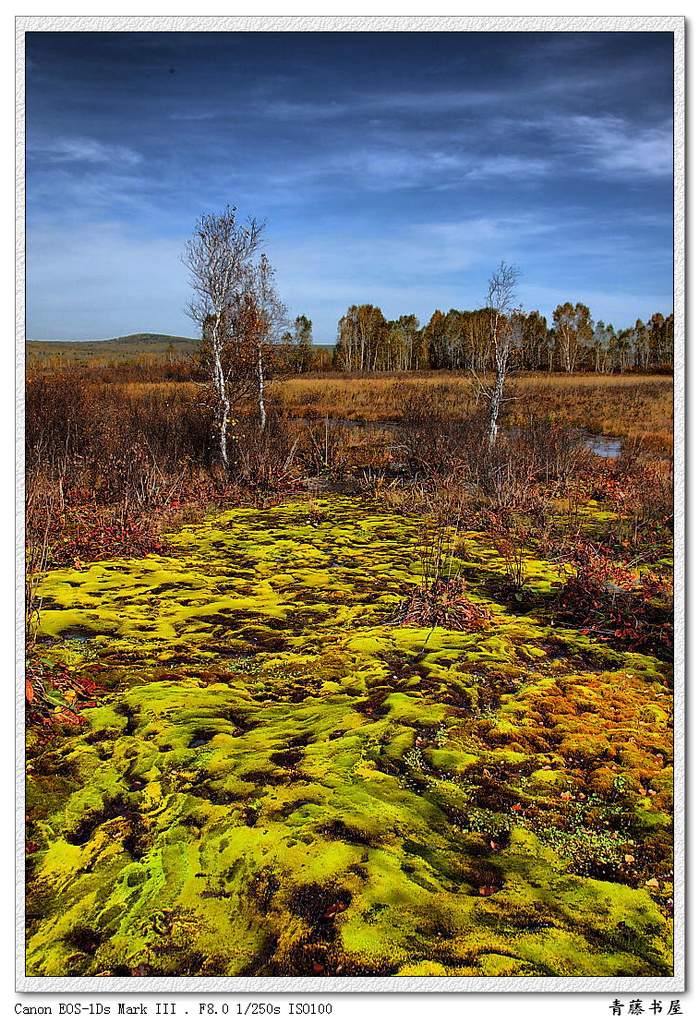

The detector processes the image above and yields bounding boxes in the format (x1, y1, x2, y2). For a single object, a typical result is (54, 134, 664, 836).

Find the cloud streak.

(30, 135, 142, 167)
(570, 115, 673, 178)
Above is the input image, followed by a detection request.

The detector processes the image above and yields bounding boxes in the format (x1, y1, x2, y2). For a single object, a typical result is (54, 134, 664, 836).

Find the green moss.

(26, 495, 673, 978)
(424, 748, 480, 775)
(397, 960, 448, 976)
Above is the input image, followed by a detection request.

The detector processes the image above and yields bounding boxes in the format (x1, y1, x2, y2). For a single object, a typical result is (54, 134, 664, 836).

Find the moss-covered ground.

(26, 496, 673, 978)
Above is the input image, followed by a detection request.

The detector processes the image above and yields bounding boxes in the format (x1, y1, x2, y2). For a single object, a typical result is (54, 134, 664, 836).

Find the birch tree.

(183, 206, 261, 468)
(474, 262, 520, 446)
(183, 206, 262, 467)
(249, 253, 287, 431)
(552, 302, 592, 374)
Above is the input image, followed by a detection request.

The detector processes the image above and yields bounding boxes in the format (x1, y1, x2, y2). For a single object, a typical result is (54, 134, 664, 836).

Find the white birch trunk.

(257, 342, 267, 431)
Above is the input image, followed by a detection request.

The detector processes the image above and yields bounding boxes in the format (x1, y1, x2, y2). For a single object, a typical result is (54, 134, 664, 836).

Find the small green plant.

(538, 824, 630, 881)
(613, 774, 628, 795)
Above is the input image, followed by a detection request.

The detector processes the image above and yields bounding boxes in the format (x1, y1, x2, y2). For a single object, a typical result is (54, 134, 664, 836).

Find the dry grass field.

(274, 372, 673, 452)
(44, 369, 669, 453)
(26, 350, 673, 454)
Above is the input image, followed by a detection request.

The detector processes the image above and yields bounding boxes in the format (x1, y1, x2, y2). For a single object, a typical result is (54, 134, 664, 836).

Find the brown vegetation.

(25, 350, 673, 672)
(275, 372, 672, 451)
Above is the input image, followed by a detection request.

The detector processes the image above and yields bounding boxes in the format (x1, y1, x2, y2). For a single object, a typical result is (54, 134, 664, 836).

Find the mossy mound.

(26, 496, 673, 978)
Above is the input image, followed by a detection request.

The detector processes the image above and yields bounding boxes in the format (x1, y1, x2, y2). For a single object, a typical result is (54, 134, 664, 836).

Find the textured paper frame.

(15, 13, 686, 994)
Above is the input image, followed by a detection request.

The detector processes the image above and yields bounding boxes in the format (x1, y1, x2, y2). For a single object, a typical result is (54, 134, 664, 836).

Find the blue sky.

(26, 31, 674, 342)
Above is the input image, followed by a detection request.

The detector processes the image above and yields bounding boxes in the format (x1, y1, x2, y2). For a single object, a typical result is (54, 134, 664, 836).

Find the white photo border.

(15, 13, 686, 995)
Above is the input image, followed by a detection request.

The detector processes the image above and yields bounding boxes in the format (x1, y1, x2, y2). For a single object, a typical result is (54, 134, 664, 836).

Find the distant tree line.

(323, 302, 673, 374)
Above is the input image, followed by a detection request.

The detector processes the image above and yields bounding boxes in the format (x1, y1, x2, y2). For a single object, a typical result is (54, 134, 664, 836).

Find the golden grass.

(122, 371, 673, 453)
(271, 372, 673, 451)
(27, 366, 673, 454)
